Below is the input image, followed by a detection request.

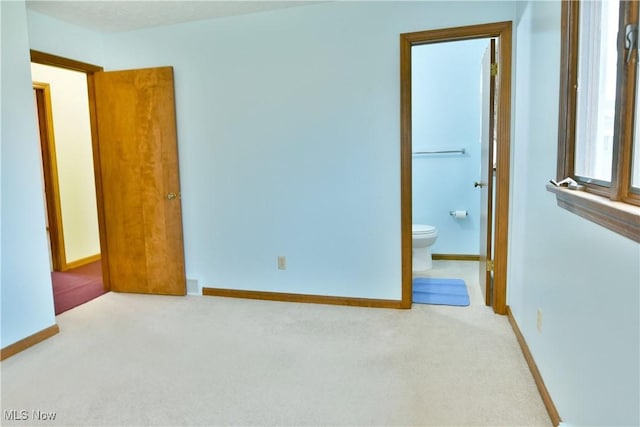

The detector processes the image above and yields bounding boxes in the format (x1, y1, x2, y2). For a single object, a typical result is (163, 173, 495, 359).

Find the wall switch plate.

(277, 256, 286, 270)
(537, 308, 543, 333)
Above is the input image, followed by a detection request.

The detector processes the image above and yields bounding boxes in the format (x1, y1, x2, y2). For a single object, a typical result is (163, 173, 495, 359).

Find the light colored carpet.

(1, 267, 551, 426)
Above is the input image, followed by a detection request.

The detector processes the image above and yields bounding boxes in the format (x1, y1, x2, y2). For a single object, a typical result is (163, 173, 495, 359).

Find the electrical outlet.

(277, 256, 286, 270)
(537, 308, 543, 333)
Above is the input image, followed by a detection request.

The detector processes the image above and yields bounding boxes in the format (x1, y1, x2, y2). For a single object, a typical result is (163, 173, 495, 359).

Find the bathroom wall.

(1, 0, 57, 348)
(511, 1, 640, 424)
(31, 63, 100, 264)
(412, 39, 490, 255)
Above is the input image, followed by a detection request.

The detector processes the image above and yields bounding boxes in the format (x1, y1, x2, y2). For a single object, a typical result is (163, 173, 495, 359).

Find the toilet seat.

(412, 224, 437, 235)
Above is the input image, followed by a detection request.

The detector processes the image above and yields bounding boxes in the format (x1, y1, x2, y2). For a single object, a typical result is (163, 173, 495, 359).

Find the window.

(574, 0, 618, 185)
(553, 0, 640, 243)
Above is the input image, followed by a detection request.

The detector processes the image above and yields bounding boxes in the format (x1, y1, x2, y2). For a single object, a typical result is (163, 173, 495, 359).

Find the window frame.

(552, 0, 640, 243)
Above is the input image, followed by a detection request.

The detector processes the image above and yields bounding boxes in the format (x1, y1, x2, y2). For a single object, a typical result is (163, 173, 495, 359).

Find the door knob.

(166, 192, 177, 200)
(474, 181, 486, 188)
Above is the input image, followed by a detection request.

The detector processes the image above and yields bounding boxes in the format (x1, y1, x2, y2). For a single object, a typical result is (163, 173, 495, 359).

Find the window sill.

(546, 184, 640, 243)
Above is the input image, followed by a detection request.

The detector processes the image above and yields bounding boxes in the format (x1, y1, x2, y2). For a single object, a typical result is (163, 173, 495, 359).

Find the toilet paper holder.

(449, 210, 468, 218)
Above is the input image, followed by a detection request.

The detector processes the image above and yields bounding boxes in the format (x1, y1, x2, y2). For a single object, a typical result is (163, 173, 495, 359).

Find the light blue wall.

(9, 1, 640, 423)
(26, 9, 104, 66)
(92, 1, 514, 299)
(412, 39, 489, 255)
(1, 0, 56, 348)
(512, 1, 640, 425)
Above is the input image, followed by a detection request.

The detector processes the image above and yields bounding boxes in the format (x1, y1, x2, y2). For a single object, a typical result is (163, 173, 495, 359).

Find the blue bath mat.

(412, 278, 470, 307)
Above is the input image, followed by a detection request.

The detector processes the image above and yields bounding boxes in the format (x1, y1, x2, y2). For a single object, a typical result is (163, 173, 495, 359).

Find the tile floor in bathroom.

(412, 260, 487, 307)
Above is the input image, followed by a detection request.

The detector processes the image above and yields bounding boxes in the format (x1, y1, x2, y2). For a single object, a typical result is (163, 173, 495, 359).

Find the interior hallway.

(0, 276, 551, 426)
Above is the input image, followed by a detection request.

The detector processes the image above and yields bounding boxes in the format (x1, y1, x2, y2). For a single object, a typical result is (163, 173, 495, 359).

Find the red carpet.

(51, 260, 107, 315)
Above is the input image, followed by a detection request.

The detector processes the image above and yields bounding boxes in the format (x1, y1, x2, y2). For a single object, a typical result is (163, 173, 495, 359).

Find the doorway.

(32, 66, 106, 314)
(30, 50, 188, 299)
(400, 22, 512, 314)
(31, 52, 111, 317)
(32, 65, 100, 271)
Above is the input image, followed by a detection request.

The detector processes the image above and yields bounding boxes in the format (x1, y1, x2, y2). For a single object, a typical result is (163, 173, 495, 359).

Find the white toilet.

(412, 224, 438, 271)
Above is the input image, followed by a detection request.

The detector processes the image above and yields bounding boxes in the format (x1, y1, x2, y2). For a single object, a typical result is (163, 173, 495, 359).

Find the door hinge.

(490, 63, 498, 77)
(486, 259, 494, 272)
(625, 23, 639, 63)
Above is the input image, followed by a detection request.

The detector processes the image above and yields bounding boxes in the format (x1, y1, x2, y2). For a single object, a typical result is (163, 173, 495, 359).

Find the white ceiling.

(26, 1, 324, 33)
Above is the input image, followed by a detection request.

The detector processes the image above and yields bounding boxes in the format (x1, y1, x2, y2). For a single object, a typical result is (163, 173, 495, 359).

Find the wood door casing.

(479, 39, 497, 306)
(94, 67, 186, 295)
(400, 22, 512, 314)
(31, 50, 110, 289)
(33, 83, 66, 272)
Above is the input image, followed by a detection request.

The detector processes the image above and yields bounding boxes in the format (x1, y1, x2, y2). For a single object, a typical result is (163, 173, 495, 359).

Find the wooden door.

(93, 67, 186, 295)
(33, 83, 65, 272)
(479, 40, 497, 305)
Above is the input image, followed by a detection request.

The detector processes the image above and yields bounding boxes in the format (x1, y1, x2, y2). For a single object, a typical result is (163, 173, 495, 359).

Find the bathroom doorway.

(400, 22, 512, 314)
